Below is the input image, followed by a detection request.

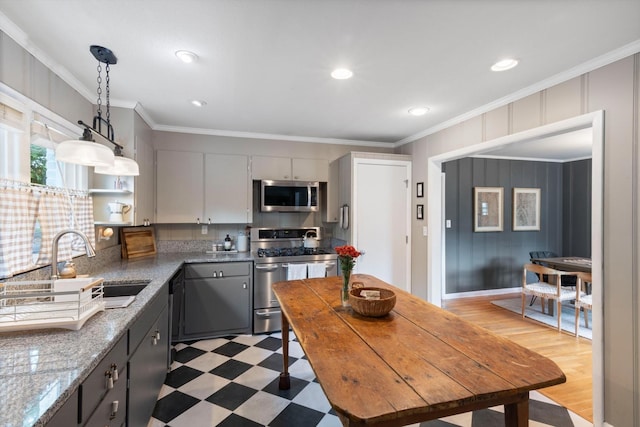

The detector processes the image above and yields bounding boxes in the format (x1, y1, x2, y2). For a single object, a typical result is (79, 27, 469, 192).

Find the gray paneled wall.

(562, 159, 592, 257)
(443, 158, 570, 294)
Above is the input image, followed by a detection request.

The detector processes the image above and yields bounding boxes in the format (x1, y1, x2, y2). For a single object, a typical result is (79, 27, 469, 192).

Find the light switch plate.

(422, 226, 428, 236)
(446, 220, 452, 228)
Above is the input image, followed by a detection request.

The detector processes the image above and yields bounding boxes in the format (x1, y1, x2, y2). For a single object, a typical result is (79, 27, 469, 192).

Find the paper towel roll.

(236, 234, 248, 252)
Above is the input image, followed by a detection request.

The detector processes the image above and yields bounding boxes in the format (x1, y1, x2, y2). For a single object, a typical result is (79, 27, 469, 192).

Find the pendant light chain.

(96, 62, 103, 118)
(105, 63, 111, 125)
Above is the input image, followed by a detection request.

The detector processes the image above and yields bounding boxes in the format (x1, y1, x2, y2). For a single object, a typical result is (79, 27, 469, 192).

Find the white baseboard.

(442, 287, 520, 300)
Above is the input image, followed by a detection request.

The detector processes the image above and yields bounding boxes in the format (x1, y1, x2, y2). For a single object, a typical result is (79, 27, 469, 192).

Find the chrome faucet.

(51, 229, 96, 279)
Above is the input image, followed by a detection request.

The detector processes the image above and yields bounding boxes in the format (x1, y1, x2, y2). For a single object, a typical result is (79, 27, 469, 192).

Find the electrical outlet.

(201, 225, 208, 235)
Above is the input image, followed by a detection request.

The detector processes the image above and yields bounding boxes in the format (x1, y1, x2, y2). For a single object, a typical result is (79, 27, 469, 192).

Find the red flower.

(334, 245, 361, 274)
(334, 245, 361, 258)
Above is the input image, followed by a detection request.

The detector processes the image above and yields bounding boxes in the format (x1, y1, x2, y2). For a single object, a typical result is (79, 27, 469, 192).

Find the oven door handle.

(255, 309, 282, 318)
(282, 262, 336, 268)
(255, 264, 279, 271)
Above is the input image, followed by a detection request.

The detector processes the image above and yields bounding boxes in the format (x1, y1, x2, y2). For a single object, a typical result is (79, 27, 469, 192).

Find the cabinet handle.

(152, 330, 161, 345)
(243, 282, 247, 289)
(105, 371, 113, 389)
(196, 217, 200, 224)
(213, 271, 217, 278)
(219, 271, 224, 278)
(294, 176, 299, 179)
(110, 400, 119, 420)
(111, 363, 119, 381)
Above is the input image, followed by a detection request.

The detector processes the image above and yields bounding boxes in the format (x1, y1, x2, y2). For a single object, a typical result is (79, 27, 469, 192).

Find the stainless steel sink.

(103, 279, 151, 297)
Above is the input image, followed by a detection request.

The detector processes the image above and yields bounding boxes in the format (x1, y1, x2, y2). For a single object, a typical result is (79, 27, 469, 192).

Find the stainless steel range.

(251, 227, 338, 334)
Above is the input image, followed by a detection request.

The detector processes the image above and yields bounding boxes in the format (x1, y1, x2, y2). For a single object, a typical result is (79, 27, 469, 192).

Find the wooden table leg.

(278, 310, 291, 390)
(504, 392, 529, 427)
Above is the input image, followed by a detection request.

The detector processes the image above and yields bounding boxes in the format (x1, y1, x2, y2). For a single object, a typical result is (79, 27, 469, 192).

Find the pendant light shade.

(55, 138, 115, 167)
(94, 155, 140, 176)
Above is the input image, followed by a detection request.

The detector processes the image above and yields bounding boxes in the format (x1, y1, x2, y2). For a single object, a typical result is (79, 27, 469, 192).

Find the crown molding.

(153, 124, 391, 147)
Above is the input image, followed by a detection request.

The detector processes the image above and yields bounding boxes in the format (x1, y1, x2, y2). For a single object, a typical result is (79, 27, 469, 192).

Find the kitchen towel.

(287, 263, 307, 280)
(307, 263, 326, 278)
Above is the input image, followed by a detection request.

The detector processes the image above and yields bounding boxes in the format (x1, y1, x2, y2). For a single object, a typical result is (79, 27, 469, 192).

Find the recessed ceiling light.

(331, 68, 353, 80)
(491, 58, 518, 72)
(176, 50, 198, 63)
(191, 100, 207, 107)
(408, 107, 430, 116)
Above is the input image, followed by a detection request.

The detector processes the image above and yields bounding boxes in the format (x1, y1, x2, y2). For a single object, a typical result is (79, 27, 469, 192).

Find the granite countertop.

(0, 252, 254, 427)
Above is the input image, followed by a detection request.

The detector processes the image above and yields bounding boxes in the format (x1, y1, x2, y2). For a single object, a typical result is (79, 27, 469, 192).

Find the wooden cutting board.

(120, 227, 157, 259)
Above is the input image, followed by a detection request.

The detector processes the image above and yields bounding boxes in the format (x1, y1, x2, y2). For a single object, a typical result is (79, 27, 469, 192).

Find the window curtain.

(0, 186, 38, 277)
(36, 191, 74, 265)
(0, 101, 25, 131)
(70, 194, 95, 251)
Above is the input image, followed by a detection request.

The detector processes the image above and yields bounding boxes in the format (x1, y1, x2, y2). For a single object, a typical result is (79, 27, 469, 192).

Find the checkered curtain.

(70, 194, 95, 251)
(36, 191, 73, 265)
(0, 187, 38, 277)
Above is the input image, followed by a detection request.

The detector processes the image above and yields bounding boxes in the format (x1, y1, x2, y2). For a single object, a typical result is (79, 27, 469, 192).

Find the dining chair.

(521, 263, 579, 332)
(573, 272, 593, 337)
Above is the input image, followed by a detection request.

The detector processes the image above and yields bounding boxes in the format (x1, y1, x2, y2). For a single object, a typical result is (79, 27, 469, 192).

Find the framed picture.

(474, 187, 503, 232)
(416, 182, 424, 198)
(513, 188, 541, 231)
(417, 204, 424, 220)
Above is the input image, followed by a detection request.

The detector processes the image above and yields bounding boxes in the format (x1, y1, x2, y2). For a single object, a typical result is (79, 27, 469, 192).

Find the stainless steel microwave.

(260, 180, 319, 212)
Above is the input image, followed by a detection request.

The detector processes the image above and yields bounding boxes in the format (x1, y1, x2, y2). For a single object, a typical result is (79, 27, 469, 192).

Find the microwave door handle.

(307, 185, 311, 207)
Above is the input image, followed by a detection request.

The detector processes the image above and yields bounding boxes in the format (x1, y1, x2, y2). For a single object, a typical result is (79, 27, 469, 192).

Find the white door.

(353, 159, 411, 292)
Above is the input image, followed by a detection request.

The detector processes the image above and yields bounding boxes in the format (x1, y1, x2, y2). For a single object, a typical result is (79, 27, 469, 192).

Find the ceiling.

(0, 0, 639, 149)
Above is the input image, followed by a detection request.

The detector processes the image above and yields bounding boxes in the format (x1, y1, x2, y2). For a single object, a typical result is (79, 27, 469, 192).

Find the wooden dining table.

(530, 256, 592, 273)
(272, 274, 566, 427)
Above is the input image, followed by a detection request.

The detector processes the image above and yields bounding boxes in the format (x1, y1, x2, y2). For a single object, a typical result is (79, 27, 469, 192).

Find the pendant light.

(56, 45, 139, 176)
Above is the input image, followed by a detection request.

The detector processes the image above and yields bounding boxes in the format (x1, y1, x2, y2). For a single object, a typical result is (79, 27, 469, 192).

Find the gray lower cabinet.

(45, 389, 79, 426)
(128, 284, 169, 427)
(79, 333, 128, 426)
(46, 282, 169, 427)
(183, 262, 252, 339)
(84, 365, 127, 427)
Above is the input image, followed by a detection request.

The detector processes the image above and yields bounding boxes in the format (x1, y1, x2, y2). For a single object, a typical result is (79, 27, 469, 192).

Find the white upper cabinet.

(156, 150, 251, 224)
(156, 150, 204, 223)
(251, 156, 292, 180)
(323, 160, 340, 223)
(204, 154, 251, 224)
(251, 156, 328, 182)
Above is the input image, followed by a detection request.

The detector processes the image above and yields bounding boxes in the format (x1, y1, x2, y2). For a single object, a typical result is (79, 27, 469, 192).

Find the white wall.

(399, 54, 640, 427)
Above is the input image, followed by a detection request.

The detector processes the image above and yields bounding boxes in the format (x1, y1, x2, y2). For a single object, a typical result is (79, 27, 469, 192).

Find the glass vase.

(341, 269, 352, 307)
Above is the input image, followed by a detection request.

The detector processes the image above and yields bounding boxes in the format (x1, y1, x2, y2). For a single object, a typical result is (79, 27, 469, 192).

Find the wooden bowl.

(349, 287, 396, 317)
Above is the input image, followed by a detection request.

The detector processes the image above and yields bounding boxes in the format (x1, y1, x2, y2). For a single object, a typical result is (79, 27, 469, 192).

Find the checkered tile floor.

(147, 333, 592, 427)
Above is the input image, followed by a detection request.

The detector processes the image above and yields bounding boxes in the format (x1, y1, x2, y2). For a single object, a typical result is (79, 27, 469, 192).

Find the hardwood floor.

(443, 293, 593, 423)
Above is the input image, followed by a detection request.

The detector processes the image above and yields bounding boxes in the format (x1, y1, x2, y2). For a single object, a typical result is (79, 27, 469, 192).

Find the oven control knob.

(219, 271, 224, 278)
(213, 271, 217, 278)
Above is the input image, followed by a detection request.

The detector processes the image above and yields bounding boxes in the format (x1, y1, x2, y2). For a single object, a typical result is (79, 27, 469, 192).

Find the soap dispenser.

(224, 234, 232, 251)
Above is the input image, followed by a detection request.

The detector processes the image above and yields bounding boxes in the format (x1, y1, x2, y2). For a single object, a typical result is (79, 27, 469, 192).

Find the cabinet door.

(156, 150, 203, 223)
(84, 366, 127, 427)
(292, 158, 328, 181)
(133, 134, 154, 225)
(251, 155, 291, 180)
(184, 277, 250, 337)
(128, 305, 169, 427)
(323, 160, 340, 222)
(204, 154, 251, 223)
(45, 389, 78, 427)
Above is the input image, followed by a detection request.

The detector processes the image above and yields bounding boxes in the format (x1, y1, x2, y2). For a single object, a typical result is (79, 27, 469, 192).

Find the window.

(0, 91, 93, 278)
